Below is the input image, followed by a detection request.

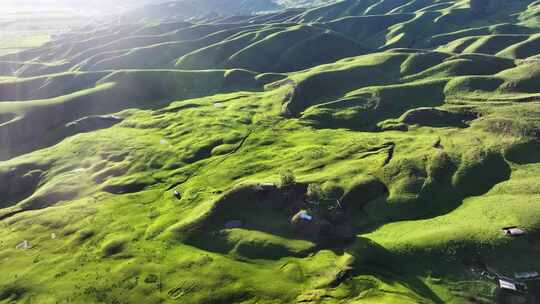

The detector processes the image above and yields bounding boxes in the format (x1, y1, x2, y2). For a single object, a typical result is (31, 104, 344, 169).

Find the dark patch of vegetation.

(101, 236, 129, 257)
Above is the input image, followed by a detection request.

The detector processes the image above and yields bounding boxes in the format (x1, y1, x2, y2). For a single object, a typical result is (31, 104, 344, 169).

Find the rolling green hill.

(0, 0, 540, 303)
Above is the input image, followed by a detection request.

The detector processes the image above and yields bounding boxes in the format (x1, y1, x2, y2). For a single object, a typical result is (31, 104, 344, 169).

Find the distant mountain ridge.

(125, 0, 282, 21)
(124, 0, 335, 22)
(0, 0, 335, 22)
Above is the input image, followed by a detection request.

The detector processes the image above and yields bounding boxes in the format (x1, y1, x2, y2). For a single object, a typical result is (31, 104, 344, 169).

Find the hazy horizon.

(0, 0, 166, 14)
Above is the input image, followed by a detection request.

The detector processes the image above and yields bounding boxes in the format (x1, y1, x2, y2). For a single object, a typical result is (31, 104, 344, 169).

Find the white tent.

(499, 279, 517, 291)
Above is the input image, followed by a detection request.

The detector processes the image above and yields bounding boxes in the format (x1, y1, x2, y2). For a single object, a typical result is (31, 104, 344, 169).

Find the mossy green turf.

(1, 80, 539, 303)
(1, 0, 540, 303)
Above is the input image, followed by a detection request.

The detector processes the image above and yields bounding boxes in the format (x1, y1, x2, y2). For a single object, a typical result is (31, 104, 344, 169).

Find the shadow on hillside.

(177, 145, 512, 261)
(178, 183, 357, 257)
(179, 186, 448, 301)
(0, 69, 264, 161)
(356, 148, 512, 236)
(295, 81, 481, 132)
(287, 81, 453, 131)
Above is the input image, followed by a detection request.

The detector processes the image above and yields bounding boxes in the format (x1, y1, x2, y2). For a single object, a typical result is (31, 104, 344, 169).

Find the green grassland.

(0, 0, 540, 303)
(0, 35, 50, 57)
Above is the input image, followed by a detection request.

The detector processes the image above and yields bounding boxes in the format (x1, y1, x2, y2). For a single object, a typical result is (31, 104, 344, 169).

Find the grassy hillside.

(0, 0, 540, 303)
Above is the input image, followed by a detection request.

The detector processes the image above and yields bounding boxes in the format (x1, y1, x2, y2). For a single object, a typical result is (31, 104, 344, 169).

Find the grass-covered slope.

(1, 0, 540, 303)
(0, 69, 264, 160)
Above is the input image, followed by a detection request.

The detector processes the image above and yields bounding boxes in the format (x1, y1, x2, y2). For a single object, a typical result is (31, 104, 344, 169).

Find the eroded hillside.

(0, 0, 539, 303)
